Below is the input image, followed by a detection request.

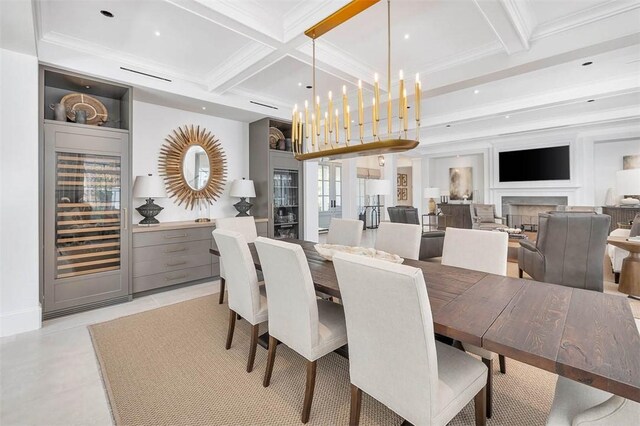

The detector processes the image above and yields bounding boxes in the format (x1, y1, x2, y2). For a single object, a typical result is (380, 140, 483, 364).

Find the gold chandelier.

(292, 0, 420, 161)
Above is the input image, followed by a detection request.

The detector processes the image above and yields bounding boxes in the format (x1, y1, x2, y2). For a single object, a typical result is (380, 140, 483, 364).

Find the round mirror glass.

(183, 145, 210, 190)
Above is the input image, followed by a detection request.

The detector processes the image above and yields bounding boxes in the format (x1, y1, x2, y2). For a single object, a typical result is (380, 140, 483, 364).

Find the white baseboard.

(0, 305, 42, 337)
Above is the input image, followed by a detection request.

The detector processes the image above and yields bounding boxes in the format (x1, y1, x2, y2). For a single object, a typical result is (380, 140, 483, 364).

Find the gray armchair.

(387, 206, 443, 260)
(518, 213, 611, 292)
(470, 204, 506, 230)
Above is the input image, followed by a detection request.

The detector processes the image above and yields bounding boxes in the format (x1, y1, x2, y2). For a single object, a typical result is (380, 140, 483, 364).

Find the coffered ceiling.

(20, 0, 640, 143)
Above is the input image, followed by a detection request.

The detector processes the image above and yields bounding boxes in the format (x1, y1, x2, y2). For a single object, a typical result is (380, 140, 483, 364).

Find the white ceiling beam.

(472, 0, 531, 54)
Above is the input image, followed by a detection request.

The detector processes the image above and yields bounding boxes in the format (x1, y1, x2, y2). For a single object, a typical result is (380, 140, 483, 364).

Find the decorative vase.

(73, 109, 87, 124)
(604, 188, 617, 206)
(49, 103, 67, 121)
(285, 138, 292, 151)
(278, 139, 286, 150)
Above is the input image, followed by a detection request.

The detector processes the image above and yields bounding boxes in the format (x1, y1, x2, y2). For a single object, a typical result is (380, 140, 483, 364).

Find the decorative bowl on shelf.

(61, 93, 108, 126)
(314, 243, 404, 264)
(268, 127, 285, 149)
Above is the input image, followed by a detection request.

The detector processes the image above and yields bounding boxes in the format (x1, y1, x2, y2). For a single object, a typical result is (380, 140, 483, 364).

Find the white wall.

(397, 166, 413, 206)
(0, 49, 41, 336)
(132, 100, 249, 223)
(427, 153, 485, 203)
(593, 139, 639, 205)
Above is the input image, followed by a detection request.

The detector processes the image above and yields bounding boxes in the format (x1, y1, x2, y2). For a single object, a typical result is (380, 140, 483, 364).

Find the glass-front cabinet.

(273, 168, 299, 239)
(44, 122, 130, 316)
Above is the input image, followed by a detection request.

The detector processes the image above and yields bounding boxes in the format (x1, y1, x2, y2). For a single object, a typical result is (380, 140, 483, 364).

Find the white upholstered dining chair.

(374, 222, 422, 260)
(441, 227, 508, 418)
(333, 252, 488, 426)
(253, 237, 348, 424)
(211, 229, 267, 373)
(215, 216, 258, 304)
(326, 218, 364, 247)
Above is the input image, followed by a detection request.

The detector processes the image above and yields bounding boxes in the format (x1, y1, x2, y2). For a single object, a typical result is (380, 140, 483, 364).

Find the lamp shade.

(230, 179, 256, 198)
(132, 174, 166, 198)
(423, 187, 440, 199)
(365, 179, 391, 196)
(616, 169, 640, 197)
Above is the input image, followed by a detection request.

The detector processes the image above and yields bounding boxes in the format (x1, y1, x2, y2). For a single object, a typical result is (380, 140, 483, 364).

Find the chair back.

(333, 252, 439, 425)
(536, 213, 610, 291)
(403, 208, 420, 225)
(387, 207, 406, 223)
(211, 229, 261, 322)
(470, 203, 497, 224)
(442, 227, 508, 275)
(215, 216, 258, 242)
(374, 222, 422, 260)
(326, 218, 364, 246)
(254, 237, 319, 359)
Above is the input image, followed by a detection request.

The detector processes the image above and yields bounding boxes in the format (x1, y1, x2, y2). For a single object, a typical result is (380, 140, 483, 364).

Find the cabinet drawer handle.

(164, 233, 187, 239)
(166, 261, 187, 267)
(164, 247, 187, 253)
(165, 274, 188, 281)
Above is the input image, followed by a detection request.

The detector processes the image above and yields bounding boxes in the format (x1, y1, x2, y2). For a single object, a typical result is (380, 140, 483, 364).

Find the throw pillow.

(630, 213, 640, 237)
(475, 205, 495, 223)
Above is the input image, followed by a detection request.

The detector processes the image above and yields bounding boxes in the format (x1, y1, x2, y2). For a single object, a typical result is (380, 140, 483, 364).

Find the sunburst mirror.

(158, 125, 227, 210)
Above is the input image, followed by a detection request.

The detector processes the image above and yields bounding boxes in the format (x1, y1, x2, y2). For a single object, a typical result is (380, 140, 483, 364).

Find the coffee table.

(607, 236, 640, 299)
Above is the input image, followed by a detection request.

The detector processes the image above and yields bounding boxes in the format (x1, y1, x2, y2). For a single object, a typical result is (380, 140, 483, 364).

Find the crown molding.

(417, 41, 504, 76)
(205, 43, 275, 92)
(531, 0, 640, 41)
(501, 0, 536, 49)
(39, 31, 207, 86)
(282, 0, 349, 43)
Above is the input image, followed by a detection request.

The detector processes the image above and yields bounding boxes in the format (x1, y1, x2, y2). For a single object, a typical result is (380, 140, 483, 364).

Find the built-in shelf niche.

(43, 68, 130, 130)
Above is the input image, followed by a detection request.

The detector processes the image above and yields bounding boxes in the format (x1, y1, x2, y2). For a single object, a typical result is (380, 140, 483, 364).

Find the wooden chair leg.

(499, 354, 506, 374)
(349, 384, 363, 426)
(481, 358, 493, 419)
(225, 309, 236, 350)
(301, 360, 317, 424)
(218, 278, 226, 304)
(246, 324, 259, 373)
(263, 336, 278, 387)
(518, 268, 523, 278)
(474, 385, 487, 426)
(614, 272, 620, 284)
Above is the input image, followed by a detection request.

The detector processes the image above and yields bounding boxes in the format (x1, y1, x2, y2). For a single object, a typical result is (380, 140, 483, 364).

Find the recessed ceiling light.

(100, 10, 114, 18)
(306, 85, 312, 89)
(505, 115, 510, 119)
(474, 89, 480, 94)
(202, 106, 206, 110)
(154, 31, 161, 37)
(351, 119, 355, 123)
(404, 34, 410, 40)
(587, 99, 595, 102)
(298, 82, 302, 87)
(85, 85, 91, 89)
(446, 124, 451, 128)
(582, 61, 593, 66)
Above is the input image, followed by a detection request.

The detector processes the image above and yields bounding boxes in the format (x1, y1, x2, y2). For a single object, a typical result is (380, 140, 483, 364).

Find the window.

(356, 178, 367, 213)
(318, 164, 330, 212)
(335, 165, 341, 207)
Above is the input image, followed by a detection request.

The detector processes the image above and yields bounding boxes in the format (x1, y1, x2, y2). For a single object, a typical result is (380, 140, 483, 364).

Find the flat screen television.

(499, 145, 570, 182)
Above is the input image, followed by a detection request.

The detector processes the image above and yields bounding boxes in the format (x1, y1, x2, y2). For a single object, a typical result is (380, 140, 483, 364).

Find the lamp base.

(136, 198, 163, 225)
(233, 198, 253, 217)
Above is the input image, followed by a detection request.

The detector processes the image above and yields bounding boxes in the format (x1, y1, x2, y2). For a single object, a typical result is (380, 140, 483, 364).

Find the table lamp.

(423, 187, 440, 215)
(365, 179, 391, 228)
(230, 178, 256, 216)
(616, 169, 640, 206)
(133, 174, 167, 225)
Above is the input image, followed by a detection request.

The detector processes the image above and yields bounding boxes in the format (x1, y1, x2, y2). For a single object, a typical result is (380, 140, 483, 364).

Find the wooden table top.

(210, 239, 640, 402)
(607, 236, 640, 253)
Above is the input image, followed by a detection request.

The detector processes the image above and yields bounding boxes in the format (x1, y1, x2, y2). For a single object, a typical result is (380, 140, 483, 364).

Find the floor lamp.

(365, 179, 391, 229)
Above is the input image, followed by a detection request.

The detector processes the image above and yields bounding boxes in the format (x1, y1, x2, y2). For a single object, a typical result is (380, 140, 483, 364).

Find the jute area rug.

(89, 295, 556, 425)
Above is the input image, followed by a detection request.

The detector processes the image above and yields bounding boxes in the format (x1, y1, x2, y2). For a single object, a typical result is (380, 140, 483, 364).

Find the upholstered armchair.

(470, 204, 506, 230)
(518, 213, 611, 292)
(387, 206, 420, 224)
(607, 214, 640, 283)
(387, 206, 444, 260)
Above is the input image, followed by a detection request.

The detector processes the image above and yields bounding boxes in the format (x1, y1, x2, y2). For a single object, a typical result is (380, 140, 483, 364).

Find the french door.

(318, 162, 342, 230)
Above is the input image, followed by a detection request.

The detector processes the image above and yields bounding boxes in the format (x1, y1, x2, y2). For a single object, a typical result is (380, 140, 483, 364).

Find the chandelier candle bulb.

(372, 97, 378, 138)
(357, 80, 364, 125)
(311, 113, 316, 147)
(342, 85, 348, 129)
(346, 105, 351, 143)
(304, 100, 309, 139)
(403, 88, 408, 132)
(387, 92, 393, 135)
(328, 91, 333, 130)
(324, 112, 329, 145)
(335, 109, 340, 144)
(315, 96, 321, 135)
(398, 70, 404, 120)
(292, 104, 298, 142)
(415, 74, 421, 122)
(299, 111, 304, 152)
(374, 73, 380, 122)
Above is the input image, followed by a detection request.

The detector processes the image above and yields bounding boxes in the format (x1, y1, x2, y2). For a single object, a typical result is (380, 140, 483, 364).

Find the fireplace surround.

(502, 196, 568, 230)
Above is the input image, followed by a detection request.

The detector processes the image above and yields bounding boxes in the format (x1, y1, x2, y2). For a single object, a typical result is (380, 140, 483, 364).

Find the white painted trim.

(531, 0, 640, 41)
(206, 43, 275, 92)
(0, 305, 42, 337)
(283, 0, 348, 44)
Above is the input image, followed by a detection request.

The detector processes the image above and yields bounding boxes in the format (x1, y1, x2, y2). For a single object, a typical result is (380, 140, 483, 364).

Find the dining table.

(210, 239, 640, 403)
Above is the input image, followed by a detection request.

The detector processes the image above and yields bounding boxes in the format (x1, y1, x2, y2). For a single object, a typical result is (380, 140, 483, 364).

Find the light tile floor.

(2, 229, 637, 425)
(1, 281, 220, 426)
